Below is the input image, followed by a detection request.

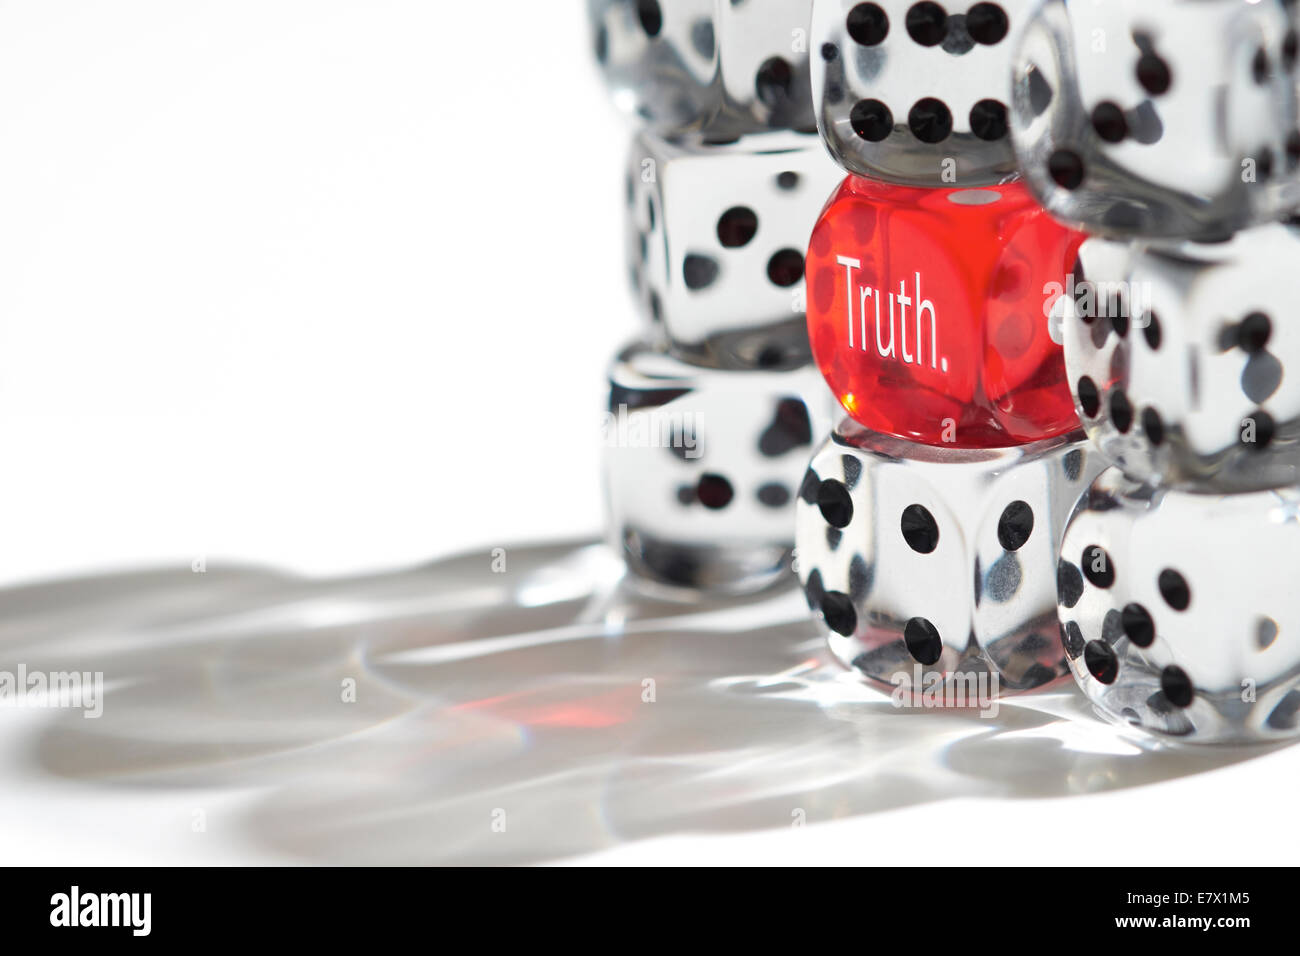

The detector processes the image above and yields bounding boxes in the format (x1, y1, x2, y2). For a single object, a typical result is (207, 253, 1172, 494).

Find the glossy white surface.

(3, 539, 1295, 866)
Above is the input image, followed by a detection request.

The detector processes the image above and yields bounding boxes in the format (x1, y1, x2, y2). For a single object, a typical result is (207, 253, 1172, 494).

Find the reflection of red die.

(806, 177, 1085, 448)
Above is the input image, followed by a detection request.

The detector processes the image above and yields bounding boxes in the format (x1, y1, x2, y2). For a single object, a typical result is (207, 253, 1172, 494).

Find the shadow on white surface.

(0, 540, 1285, 864)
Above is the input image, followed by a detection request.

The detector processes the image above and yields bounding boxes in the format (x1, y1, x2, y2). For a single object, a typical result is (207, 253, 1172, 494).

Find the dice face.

(1064, 226, 1300, 492)
(811, 0, 1033, 186)
(626, 129, 845, 370)
(590, 0, 817, 136)
(1058, 469, 1300, 742)
(805, 176, 1084, 448)
(796, 418, 1103, 695)
(605, 339, 838, 596)
(1011, 0, 1300, 239)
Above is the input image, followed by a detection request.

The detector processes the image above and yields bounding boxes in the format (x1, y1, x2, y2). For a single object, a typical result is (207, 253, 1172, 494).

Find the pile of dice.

(593, 0, 841, 596)
(591, 0, 1300, 744)
(795, 0, 1107, 706)
(1031, 0, 1300, 742)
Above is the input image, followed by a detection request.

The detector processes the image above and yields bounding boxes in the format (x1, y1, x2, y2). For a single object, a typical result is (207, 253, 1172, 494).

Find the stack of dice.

(1016, 0, 1300, 742)
(794, 1, 1107, 700)
(590, 1, 1300, 745)
(590, 1, 844, 597)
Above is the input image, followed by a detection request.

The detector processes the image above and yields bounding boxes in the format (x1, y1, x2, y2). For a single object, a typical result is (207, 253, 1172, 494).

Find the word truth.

(835, 259, 948, 373)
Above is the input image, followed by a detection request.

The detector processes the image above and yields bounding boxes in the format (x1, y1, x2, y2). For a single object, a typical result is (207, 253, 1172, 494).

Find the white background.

(0, 0, 630, 586)
(1, 1, 1296, 868)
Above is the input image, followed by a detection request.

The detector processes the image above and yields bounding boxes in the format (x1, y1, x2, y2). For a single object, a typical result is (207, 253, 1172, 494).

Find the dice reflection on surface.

(590, 0, 816, 135)
(1010, 0, 1300, 239)
(605, 340, 838, 597)
(796, 418, 1103, 695)
(805, 176, 1085, 446)
(811, 0, 1034, 185)
(1064, 225, 1300, 492)
(627, 128, 843, 370)
(1059, 469, 1300, 742)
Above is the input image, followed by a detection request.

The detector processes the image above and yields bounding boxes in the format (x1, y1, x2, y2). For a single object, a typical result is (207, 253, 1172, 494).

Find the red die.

(806, 177, 1085, 448)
